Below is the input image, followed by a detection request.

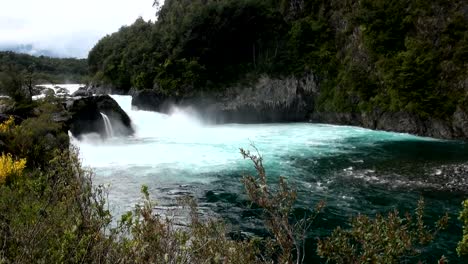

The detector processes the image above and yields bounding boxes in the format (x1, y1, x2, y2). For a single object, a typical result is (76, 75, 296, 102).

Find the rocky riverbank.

(123, 74, 468, 140)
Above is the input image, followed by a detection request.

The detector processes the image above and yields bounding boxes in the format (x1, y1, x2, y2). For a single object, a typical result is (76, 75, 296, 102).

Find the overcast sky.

(0, 0, 159, 58)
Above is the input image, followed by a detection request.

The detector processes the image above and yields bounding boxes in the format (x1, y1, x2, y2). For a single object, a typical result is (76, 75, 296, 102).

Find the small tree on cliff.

(0, 64, 35, 102)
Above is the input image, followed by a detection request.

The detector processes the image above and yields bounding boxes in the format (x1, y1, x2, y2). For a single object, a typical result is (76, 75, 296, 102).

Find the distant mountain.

(0, 44, 60, 58)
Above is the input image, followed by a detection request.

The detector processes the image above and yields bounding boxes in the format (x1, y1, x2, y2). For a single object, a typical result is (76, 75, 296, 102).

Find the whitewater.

(71, 95, 468, 262)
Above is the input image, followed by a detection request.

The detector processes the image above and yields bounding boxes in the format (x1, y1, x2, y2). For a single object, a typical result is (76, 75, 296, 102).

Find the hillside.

(0, 51, 88, 84)
(88, 0, 468, 138)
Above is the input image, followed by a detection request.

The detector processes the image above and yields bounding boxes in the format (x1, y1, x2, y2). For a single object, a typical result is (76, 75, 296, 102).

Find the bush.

(317, 199, 449, 263)
(241, 147, 324, 263)
(0, 111, 455, 263)
(0, 153, 26, 185)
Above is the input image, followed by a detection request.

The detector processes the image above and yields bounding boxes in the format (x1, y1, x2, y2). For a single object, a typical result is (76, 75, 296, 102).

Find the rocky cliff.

(132, 74, 318, 124)
(311, 107, 468, 140)
(131, 73, 468, 140)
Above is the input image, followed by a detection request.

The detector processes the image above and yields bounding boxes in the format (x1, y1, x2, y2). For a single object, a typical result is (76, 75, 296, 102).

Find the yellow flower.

(0, 153, 26, 185)
(0, 116, 15, 133)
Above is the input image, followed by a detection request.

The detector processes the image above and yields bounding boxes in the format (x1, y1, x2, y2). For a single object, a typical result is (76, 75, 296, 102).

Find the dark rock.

(66, 95, 134, 138)
(41, 88, 55, 97)
(310, 112, 362, 127)
(132, 74, 317, 124)
(72, 87, 93, 97)
(311, 110, 465, 140)
(86, 84, 112, 95)
(453, 107, 468, 138)
(208, 75, 316, 123)
(86, 83, 130, 95)
(55, 86, 69, 95)
(132, 89, 176, 112)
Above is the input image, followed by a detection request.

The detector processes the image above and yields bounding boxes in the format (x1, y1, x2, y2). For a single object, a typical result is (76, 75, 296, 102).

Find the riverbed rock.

(66, 95, 134, 138)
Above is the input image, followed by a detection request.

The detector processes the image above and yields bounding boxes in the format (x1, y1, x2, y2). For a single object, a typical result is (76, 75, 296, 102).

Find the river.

(71, 94, 468, 263)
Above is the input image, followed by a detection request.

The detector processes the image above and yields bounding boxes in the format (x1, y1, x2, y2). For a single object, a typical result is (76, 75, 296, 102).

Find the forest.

(0, 51, 88, 99)
(89, 0, 468, 119)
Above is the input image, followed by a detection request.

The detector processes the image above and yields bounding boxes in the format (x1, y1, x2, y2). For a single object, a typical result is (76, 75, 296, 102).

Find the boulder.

(72, 87, 93, 97)
(41, 88, 55, 97)
(66, 95, 134, 138)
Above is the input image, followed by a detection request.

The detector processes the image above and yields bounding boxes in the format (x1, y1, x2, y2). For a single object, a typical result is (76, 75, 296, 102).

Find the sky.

(0, 0, 159, 58)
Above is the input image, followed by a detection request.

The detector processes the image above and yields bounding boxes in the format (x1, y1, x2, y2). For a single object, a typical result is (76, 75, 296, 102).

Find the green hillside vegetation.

(0, 51, 88, 83)
(89, 0, 468, 118)
(0, 51, 88, 100)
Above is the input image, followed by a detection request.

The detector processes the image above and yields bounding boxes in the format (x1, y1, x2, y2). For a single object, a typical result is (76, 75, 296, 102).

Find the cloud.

(0, 0, 158, 58)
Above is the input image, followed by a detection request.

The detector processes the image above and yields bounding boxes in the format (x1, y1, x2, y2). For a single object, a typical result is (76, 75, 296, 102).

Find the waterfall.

(100, 112, 114, 138)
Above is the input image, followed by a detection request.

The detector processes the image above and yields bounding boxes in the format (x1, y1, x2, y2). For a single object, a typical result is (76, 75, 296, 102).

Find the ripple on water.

(71, 95, 468, 263)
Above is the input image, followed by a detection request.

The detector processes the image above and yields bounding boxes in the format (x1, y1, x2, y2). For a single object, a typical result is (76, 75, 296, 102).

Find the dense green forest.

(89, 0, 468, 118)
(0, 51, 88, 99)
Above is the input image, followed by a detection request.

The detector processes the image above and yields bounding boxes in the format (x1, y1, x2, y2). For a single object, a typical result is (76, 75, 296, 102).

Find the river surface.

(72, 95, 468, 263)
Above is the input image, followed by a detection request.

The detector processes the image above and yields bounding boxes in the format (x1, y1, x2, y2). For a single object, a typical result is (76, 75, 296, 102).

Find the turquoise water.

(72, 95, 468, 263)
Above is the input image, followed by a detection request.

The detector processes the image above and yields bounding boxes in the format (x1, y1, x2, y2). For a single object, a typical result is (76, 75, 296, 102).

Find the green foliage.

(317, 198, 449, 263)
(115, 187, 261, 263)
(0, 100, 69, 168)
(89, 0, 286, 94)
(0, 107, 453, 263)
(0, 51, 87, 84)
(89, 0, 468, 120)
(240, 147, 324, 263)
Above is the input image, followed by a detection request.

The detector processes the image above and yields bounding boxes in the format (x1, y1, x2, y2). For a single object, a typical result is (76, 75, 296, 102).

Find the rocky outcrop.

(123, 72, 468, 140)
(197, 74, 317, 123)
(71, 87, 93, 97)
(66, 95, 134, 138)
(86, 83, 130, 95)
(311, 108, 468, 140)
(132, 74, 317, 124)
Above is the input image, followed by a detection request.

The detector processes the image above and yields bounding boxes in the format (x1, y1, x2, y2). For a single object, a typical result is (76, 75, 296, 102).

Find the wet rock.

(311, 110, 467, 140)
(55, 86, 69, 95)
(205, 74, 317, 123)
(132, 74, 317, 124)
(66, 95, 134, 138)
(71, 87, 93, 97)
(41, 88, 55, 97)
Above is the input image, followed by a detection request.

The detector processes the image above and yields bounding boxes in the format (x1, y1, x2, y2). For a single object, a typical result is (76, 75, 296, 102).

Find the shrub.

(240, 147, 324, 263)
(0, 153, 26, 185)
(114, 185, 261, 264)
(317, 198, 449, 263)
(0, 116, 15, 133)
